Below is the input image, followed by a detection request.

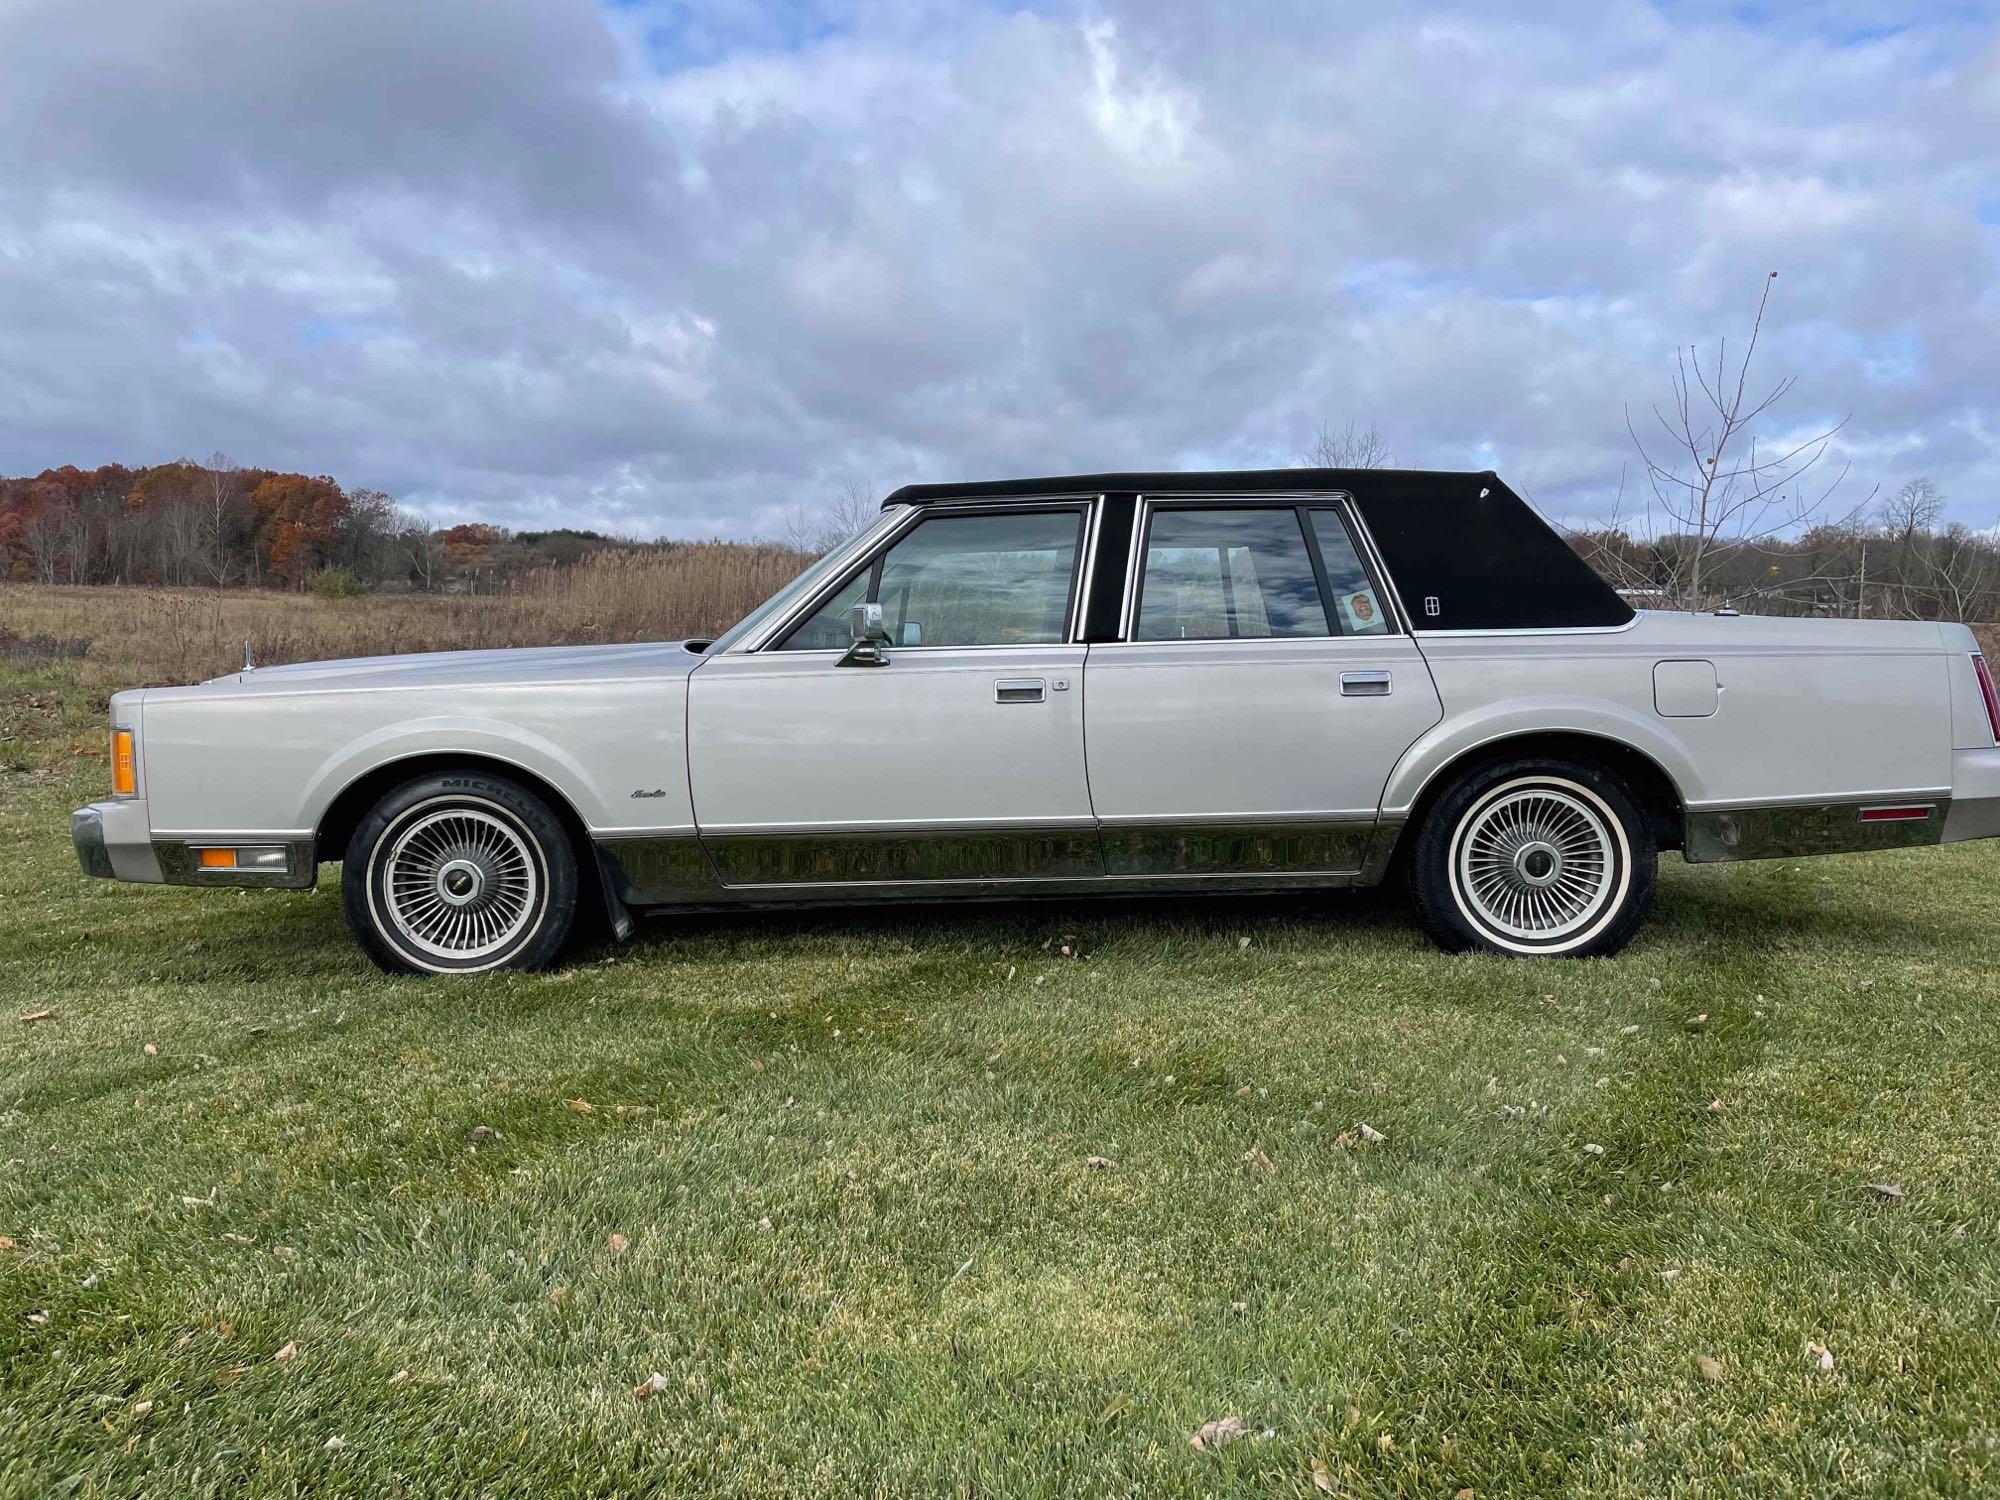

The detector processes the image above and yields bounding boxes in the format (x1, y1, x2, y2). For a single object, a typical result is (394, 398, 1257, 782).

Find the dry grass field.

(4, 578, 2000, 1497)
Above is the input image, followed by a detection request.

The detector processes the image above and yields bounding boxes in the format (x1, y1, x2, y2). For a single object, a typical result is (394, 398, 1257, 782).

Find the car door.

(686, 503, 1101, 888)
(1083, 497, 1442, 877)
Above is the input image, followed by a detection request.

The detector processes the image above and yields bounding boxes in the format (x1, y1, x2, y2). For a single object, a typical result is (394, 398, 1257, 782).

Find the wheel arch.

(316, 751, 596, 866)
(1387, 730, 1687, 864)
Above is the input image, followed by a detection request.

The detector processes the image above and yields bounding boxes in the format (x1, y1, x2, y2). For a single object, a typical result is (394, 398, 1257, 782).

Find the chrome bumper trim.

(152, 840, 318, 890)
(72, 806, 114, 879)
(1684, 800, 1948, 864)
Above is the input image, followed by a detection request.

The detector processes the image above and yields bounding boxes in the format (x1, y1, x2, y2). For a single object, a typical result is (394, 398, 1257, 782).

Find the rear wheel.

(1407, 756, 1655, 958)
(342, 771, 578, 975)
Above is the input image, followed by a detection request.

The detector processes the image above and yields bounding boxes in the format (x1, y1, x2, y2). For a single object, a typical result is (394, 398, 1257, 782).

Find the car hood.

(198, 639, 710, 693)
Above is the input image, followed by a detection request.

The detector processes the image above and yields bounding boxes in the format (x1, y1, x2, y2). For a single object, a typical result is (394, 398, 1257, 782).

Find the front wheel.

(1407, 757, 1656, 958)
(342, 771, 579, 975)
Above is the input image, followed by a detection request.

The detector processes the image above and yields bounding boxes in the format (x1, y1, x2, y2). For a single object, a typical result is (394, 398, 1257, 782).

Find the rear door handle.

(994, 678, 1046, 704)
(1340, 670, 1391, 697)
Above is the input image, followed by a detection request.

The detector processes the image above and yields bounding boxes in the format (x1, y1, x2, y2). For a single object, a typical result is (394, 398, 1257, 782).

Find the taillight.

(111, 729, 136, 796)
(1975, 654, 2000, 746)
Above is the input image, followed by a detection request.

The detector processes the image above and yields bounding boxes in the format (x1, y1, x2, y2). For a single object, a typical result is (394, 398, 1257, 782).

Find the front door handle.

(1340, 670, 1391, 697)
(994, 678, 1046, 704)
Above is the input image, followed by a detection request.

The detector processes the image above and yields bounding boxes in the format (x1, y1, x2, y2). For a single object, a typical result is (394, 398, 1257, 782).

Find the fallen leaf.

(1357, 1122, 1385, 1144)
(606, 1233, 628, 1255)
(756, 1217, 774, 1231)
(1868, 1183, 1907, 1202)
(387, 1369, 411, 1386)
(548, 1286, 570, 1305)
(131, 1400, 153, 1417)
(1243, 1144, 1275, 1174)
(222, 1232, 252, 1244)
(1457, 1490, 1477, 1499)
(271, 1246, 297, 1261)
(1311, 1455, 1337, 1492)
(1620, 1023, 1639, 1035)
(273, 1340, 300, 1363)
(25, 1309, 50, 1326)
(565, 1098, 594, 1114)
(466, 1125, 500, 1147)
(0, 1237, 11, 1250)
(1583, 1142, 1606, 1156)
(1238, 936, 1252, 950)
(633, 1371, 670, 1399)
(19, 1010, 53, 1024)
(1376, 1433, 1395, 1454)
(143, 1043, 158, 1056)
(324, 1435, 346, 1451)
(1190, 1416, 1247, 1452)
(1686, 1013, 1707, 1028)
(1085, 1155, 1115, 1170)
(1806, 1340, 1835, 1371)
(1696, 1354, 1725, 1382)
(1707, 1098, 1725, 1112)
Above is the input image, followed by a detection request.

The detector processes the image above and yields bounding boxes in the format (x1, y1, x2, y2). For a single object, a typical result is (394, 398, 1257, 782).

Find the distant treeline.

(1567, 516, 2000, 622)
(0, 459, 649, 594)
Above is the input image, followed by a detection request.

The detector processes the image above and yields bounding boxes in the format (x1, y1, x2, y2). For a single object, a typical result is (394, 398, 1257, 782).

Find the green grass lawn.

(4, 654, 1999, 1497)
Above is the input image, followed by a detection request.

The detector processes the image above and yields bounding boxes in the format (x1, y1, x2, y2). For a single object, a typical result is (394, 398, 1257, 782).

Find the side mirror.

(838, 602, 892, 668)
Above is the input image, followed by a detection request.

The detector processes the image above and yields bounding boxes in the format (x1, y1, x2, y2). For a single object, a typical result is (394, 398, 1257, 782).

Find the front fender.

(298, 715, 622, 831)
(1380, 697, 1702, 818)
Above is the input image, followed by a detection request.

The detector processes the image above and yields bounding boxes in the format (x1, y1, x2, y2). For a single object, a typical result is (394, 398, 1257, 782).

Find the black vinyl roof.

(882, 466, 1495, 505)
(882, 467, 1634, 632)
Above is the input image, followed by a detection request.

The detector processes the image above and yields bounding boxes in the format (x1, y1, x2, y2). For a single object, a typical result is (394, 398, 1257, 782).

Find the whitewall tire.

(1408, 757, 1656, 959)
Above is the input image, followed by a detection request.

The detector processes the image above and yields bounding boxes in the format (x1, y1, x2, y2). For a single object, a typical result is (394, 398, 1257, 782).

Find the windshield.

(704, 506, 908, 654)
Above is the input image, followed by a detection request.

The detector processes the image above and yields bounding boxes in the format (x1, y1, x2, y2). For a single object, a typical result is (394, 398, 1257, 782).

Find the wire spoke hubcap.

(1455, 786, 1615, 943)
(381, 807, 539, 961)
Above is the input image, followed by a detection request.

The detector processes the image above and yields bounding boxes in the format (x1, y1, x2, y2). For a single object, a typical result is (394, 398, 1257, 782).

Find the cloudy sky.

(2, 0, 1997, 537)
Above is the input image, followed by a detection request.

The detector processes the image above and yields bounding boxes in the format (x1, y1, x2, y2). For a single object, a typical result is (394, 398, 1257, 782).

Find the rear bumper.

(1684, 747, 2000, 863)
(72, 802, 164, 883)
(1943, 746, 2000, 844)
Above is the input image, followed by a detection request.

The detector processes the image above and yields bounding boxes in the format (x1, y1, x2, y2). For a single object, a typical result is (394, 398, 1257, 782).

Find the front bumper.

(72, 801, 164, 883)
(72, 802, 314, 889)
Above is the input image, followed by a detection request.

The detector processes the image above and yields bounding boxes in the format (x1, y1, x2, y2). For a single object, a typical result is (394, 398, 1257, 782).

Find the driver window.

(777, 509, 1084, 650)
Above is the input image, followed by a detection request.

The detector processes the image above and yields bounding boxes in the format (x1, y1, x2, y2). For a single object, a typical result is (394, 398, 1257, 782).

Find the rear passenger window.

(1306, 509, 1391, 636)
(1135, 508, 1329, 640)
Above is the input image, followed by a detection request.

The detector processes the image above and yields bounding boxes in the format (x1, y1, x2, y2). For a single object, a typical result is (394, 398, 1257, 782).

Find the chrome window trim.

(751, 497, 1098, 654)
(1330, 496, 1413, 636)
(1069, 495, 1106, 641)
(741, 506, 922, 654)
(1114, 491, 1405, 645)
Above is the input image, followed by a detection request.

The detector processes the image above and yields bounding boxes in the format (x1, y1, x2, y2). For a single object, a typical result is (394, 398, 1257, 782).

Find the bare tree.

(1626, 272, 1868, 610)
(24, 505, 70, 583)
(398, 509, 444, 591)
(777, 476, 877, 555)
(1306, 419, 1392, 469)
(202, 452, 243, 588)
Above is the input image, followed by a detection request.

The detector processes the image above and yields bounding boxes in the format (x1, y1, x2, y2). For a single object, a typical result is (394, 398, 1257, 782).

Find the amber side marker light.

(111, 730, 136, 796)
(193, 846, 289, 873)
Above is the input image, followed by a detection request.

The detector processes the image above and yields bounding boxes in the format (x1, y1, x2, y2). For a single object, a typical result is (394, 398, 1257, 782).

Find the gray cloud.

(1, 0, 1996, 536)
